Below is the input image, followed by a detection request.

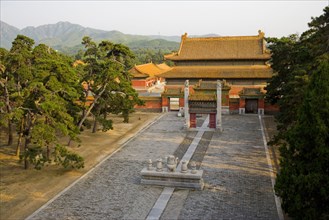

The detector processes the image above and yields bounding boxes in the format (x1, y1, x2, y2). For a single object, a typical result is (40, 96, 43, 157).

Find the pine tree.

(275, 55, 329, 219)
(266, 7, 329, 218)
(76, 37, 142, 134)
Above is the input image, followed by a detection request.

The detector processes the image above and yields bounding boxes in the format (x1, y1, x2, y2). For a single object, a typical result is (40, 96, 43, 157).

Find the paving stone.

(28, 113, 279, 220)
(29, 113, 186, 220)
(178, 115, 279, 220)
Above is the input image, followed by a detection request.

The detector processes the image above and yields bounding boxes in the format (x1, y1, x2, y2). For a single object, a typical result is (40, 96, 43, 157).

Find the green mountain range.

(0, 21, 182, 54)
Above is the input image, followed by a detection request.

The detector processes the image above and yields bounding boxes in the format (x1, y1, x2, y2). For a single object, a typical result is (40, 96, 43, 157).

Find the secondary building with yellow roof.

(129, 62, 171, 91)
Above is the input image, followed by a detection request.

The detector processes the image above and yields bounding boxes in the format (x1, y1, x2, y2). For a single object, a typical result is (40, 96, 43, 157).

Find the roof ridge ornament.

(182, 33, 188, 40)
(258, 30, 265, 38)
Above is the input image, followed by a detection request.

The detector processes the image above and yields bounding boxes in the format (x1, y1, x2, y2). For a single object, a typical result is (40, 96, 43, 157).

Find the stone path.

(178, 115, 279, 220)
(146, 116, 210, 219)
(28, 113, 280, 220)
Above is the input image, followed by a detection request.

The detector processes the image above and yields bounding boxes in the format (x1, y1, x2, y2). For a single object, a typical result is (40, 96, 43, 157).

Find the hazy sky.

(1, 1, 328, 37)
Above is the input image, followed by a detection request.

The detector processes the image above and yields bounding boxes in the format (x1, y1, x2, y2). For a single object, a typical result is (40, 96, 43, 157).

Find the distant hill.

(0, 21, 220, 55)
(0, 21, 20, 49)
(0, 21, 181, 54)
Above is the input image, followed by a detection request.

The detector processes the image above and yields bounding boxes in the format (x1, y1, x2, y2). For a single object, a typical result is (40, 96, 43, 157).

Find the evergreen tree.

(76, 37, 142, 134)
(265, 35, 311, 137)
(275, 55, 329, 219)
(1, 35, 84, 169)
(0, 35, 34, 146)
(265, 6, 329, 218)
(22, 44, 83, 169)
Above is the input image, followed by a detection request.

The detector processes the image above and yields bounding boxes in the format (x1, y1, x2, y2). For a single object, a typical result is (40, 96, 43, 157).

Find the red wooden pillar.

(190, 113, 196, 128)
(209, 113, 216, 128)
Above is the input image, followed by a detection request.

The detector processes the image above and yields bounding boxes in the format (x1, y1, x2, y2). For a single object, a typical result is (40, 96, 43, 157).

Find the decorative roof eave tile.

(129, 66, 148, 78)
(239, 88, 265, 98)
(164, 53, 178, 60)
(156, 63, 172, 70)
(166, 55, 271, 61)
(162, 86, 184, 96)
(189, 94, 217, 101)
(158, 65, 273, 79)
(131, 72, 149, 78)
(193, 80, 231, 91)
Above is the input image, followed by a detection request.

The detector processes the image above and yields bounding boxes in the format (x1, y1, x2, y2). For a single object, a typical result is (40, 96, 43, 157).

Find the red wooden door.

(245, 99, 258, 114)
(190, 113, 196, 128)
(209, 113, 216, 128)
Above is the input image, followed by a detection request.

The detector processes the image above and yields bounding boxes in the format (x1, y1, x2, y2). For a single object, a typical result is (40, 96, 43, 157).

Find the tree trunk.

(16, 118, 25, 157)
(23, 113, 35, 170)
(68, 83, 108, 146)
(7, 119, 13, 146)
(46, 145, 50, 161)
(92, 115, 97, 133)
(24, 137, 30, 170)
(123, 110, 129, 123)
(1, 79, 13, 146)
(77, 84, 107, 130)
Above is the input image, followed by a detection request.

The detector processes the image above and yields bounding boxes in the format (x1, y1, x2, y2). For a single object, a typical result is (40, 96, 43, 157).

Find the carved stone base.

(258, 108, 264, 115)
(141, 168, 204, 190)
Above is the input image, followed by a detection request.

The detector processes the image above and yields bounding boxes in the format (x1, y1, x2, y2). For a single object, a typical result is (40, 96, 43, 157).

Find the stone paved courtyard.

(28, 113, 280, 220)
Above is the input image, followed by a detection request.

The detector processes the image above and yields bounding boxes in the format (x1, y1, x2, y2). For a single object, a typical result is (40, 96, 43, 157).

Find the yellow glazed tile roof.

(129, 62, 172, 78)
(189, 94, 217, 101)
(156, 63, 172, 70)
(165, 31, 270, 61)
(162, 86, 184, 95)
(157, 65, 273, 79)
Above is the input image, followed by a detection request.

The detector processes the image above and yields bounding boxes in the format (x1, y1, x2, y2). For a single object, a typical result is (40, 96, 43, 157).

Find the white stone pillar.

(216, 80, 222, 131)
(184, 80, 190, 128)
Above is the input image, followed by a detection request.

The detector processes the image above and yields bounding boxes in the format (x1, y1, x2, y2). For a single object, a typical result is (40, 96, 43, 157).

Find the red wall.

(179, 98, 184, 108)
(162, 97, 169, 107)
(135, 97, 162, 111)
(258, 99, 265, 109)
(264, 102, 280, 114)
(229, 101, 239, 111)
(239, 98, 246, 108)
(132, 80, 146, 87)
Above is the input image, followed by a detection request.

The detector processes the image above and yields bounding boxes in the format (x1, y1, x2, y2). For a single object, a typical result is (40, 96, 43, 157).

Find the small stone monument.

(156, 159, 163, 172)
(190, 161, 197, 174)
(147, 159, 153, 170)
(166, 155, 178, 172)
(181, 160, 188, 173)
(141, 157, 204, 190)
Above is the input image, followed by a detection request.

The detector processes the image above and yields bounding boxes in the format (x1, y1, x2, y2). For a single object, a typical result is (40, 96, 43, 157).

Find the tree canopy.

(0, 35, 84, 169)
(76, 36, 143, 134)
(265, 6, 329, 219)
(0, 35, 142, 170)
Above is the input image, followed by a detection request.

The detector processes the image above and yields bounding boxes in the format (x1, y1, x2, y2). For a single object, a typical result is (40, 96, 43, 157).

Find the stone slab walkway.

(178, 115, 279, 220)
(28, 113, 280, 220)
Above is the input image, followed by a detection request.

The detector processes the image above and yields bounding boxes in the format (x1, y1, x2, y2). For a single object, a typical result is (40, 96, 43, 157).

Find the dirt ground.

(0, 112, 161, 220)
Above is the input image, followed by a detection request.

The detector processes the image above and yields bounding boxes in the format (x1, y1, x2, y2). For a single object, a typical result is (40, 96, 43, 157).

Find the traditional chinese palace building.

(158, 31, 278, 115)
(129, 62, 171, 91)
